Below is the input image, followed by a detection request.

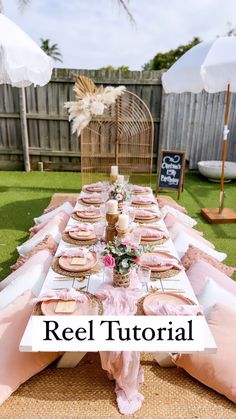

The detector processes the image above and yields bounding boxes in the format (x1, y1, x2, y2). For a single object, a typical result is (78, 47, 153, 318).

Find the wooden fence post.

(19, 87, 31, 172)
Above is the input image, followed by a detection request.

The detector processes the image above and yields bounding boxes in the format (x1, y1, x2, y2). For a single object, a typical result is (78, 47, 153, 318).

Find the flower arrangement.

(102, 237, 141, 275)
(65, 75, 126, 136)
(109, 180, 131, 203)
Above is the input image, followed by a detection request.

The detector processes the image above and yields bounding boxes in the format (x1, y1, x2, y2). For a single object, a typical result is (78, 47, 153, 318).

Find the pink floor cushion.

(0, 249, 52, 297)
(11, 235, 57, 271)
(0, 290, 59, 406)
(172, 303, 236, 404)
(186, 259, 236, 296)
(17, 211, 69, 256)
(182, 245, 235, 277)
(160, 205, 197, 227)
(156, 196, 187, 213)
(164, 212, 204, 233)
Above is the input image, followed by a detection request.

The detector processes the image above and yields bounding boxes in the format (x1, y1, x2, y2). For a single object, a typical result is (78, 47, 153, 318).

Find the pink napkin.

(65, 224, 94, 233)
(83, 193, 103, 200)
(131, 185, 151, 193)
(141, 254, 183, 270)
(147, 303, 203, 316)
(132, 196, 154, 204)
(33, 288, 87, 303)
(96, 283, 144, 415)
(59, 248, 89, 258)
(135, 209, 159, 217)
(85, 181, 105, 190)
(137, 228, 169, 239)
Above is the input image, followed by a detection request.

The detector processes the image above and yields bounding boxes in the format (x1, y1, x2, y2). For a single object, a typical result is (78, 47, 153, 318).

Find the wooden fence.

(0, 69, 162, 171)
(160, 91, 236, 168)
(1, 68, 236, 171)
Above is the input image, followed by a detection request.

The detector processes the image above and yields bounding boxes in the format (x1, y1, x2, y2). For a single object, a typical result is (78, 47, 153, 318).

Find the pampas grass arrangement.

(65, 75, 126, 136)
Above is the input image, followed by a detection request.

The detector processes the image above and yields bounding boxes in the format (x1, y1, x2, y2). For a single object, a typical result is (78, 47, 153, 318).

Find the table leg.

(153, 352, 175, 368)
(57, 352, 87, 368)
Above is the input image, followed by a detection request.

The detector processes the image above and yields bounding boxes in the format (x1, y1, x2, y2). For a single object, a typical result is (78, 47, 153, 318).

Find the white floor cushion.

(0, 249, 52, 310)
(34, 201, 73, 225)
(173, 230, 226, 262)
(197, 277, 236, 315)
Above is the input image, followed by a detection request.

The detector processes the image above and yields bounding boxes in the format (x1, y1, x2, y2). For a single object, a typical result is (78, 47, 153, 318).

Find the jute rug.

(1, 193, 235, 418)
(0, 353, 235, 419)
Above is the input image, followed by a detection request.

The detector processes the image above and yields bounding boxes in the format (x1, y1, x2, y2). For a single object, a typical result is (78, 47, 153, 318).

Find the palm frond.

(73, 76, 97, 100)
(117, 0, 136, 27)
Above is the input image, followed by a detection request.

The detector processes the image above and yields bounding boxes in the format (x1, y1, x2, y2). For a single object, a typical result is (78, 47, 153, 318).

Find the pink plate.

(143, 292, 194, 316)
(135, 212, 156, 220)
(41, 299, 99, 316)
(76, 210, 100, 219)
(68, 230, 96, 241)
(58, 252, 97, 272)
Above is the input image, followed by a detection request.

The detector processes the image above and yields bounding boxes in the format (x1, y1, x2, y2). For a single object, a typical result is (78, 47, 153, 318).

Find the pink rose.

(116, 193, 123, 201)
(103, 254, 115, 268)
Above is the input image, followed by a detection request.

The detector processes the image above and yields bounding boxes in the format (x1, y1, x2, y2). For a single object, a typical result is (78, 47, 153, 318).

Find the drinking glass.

(127, 208, 136, 224)
(94, 222, 105, 241)
(138, 266, 151, 292)
(130, 230, 142, 245)
(124, 175, 130, 185)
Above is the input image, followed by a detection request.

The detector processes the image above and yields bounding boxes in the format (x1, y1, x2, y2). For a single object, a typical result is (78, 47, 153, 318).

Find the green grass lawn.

(0, 171, 235, 281)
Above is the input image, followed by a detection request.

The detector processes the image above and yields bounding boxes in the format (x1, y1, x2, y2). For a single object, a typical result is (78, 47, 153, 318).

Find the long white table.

(20, 189, 217, 367)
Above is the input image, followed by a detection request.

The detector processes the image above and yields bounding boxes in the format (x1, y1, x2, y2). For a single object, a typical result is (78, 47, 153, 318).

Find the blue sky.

(2, 0, 236, 69)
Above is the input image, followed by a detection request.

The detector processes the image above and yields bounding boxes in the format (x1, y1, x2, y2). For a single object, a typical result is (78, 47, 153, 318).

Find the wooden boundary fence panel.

(0, 69, 162, 171)
(1, 68, 236, 171)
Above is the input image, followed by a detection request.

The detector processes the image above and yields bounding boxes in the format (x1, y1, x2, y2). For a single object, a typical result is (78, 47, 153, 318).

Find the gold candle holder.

(105, 212, 119, 243)
(110, 174, 118, 184)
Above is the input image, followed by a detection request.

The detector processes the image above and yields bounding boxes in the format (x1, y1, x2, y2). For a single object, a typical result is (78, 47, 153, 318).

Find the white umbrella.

(162, 37, 236, 221)
(0, 13, 53, 170)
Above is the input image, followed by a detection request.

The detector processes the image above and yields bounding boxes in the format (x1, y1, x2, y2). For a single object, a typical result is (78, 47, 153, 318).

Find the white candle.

(107, 199, 118, 214)
(118, 214, 129, 230)
(117, 174, 124, 184)
(111, 165, 118, 175)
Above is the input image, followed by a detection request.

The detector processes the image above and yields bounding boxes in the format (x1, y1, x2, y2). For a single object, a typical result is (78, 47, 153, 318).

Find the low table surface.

(20, 190, 217, 354)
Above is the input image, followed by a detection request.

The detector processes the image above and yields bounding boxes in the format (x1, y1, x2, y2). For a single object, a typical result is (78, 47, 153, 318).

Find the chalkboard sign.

(156, 150, 185, 199)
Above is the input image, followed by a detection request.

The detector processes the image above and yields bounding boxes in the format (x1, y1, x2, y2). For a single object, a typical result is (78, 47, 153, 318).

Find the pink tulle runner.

(96, 283, 144, 415)
(147, 302, 203, 316)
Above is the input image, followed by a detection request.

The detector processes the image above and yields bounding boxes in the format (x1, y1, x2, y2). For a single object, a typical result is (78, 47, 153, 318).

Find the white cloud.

(2, 0, 236, 69)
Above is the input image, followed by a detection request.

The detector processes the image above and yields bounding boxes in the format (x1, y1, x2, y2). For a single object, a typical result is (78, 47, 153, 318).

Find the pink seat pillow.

(11, 235, 57, 271)
(187, 259, 236, 296)
(181, 245, 235, 277)
(172, 304, 236, 404)
(156, 196, 187, 213)
(164, 213, 203, 233)
(0, 290, 59, 405)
